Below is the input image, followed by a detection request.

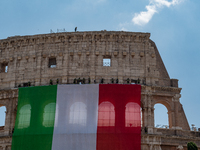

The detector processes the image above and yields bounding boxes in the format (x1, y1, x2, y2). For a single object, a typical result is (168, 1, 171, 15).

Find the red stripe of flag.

(97, 84, 141, 150)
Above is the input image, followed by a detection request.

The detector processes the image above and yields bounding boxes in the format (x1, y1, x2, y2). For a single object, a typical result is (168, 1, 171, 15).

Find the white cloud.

(132, 0, 183, 26)
(132, 5, 157, 26)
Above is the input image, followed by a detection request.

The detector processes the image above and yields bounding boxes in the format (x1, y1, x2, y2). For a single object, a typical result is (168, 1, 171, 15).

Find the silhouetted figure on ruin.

(75, 27, 77, 32)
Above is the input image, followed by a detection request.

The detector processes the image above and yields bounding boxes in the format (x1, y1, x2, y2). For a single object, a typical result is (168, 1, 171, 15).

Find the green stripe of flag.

(11, 85, 57, 150)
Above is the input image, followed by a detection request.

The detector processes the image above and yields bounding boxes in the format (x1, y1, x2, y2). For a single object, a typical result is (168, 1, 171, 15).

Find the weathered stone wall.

(0, 89, 17, 150)
(0, 31, 198, 150)
(0, 31, 172, 89)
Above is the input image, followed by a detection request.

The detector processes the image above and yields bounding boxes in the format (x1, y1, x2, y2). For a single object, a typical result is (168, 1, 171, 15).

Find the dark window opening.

(1, 63, 8, 73)
(23, 83, 29, 87)
(131, 79, 137, 84)
(49, 58, 56, 68)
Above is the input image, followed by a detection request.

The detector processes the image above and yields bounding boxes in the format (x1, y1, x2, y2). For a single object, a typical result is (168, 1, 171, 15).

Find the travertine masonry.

(0, 31, 171, 89)
(0, 31, 199, 150)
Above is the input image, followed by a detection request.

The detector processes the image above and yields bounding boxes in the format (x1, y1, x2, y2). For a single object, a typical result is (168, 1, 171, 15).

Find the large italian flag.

(12, 84, 141, 150)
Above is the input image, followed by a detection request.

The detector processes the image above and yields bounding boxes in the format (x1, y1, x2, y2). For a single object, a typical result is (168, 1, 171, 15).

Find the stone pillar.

(117, 53, 123, 84)
(35, 55, 42, 85)
(143, 93, 154, 134)
(143, 107, 148, 127)
(147, 107, 154, 134)
(147, 107, 152, 126)
(90, 41, 96, 84)
(173, 94, 182, 129)
(59, 48, 68, 84)
(151, 108, 155, 127)
(144, 41, 151, 86)
(141, 107, 145, 127)
(10, 98, 17, 134)
(168, 110, 173, 128)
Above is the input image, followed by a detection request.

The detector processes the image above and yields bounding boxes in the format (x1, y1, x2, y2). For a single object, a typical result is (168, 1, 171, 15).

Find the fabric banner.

(12, 85, 57, 150)
(97, 84, 141, 150)
(12, 84, 141, 150)
(52, 84, 99, 150)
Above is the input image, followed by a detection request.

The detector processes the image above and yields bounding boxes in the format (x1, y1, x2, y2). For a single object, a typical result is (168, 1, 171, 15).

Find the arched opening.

(98, 101, 115, 126)
(0, 106, 6, 129)
(69, 102, 87, 126)
(154, 104, 169, 128)
(125, 102, 140, 127)
(43, 103, 56, 127)
(18, 104, 31, 129)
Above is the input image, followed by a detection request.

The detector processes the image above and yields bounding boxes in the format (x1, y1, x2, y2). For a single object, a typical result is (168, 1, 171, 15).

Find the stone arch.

(0, 105, 6, 128)
(153, 100, 171, 112)
(140, 101, 144, 127)
(153, 100, 172, 128)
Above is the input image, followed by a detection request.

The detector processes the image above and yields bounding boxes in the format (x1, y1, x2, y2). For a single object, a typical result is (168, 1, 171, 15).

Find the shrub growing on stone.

(187, 142, 198, 150)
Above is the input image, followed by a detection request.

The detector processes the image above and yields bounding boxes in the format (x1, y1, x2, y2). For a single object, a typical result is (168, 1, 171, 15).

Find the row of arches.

(0, 103, 169, 129)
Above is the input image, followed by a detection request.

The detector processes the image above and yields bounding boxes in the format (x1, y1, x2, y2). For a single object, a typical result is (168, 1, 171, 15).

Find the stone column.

(173, 94, 181, 129)
(167, 110, 173, 128)
(147, 107, 154, 134)
(148, 94, 155, 133)
(144, 41, 150, 85)
(151, 108, 155, 127)
(117, 53, 123, 84)
(59, 44, 68, 84)
(35, 54, 42, 86)
(61, 52, 68, 85)
(143, 93, 154, 133)
(141, 107, 145, 127)
(143, 107, 148, 127)
(10, 97, 17, 134)
(90, 40, 96, 83)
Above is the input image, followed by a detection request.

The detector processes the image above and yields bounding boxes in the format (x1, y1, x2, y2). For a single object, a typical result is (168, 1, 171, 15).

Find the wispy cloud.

(132, 0, 183, 26)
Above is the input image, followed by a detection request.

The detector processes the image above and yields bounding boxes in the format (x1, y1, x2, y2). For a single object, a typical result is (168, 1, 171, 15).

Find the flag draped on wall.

(12, 84, 141, 150)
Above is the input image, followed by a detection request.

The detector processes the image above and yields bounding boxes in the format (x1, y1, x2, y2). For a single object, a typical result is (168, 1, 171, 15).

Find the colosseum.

(0, 31, 199, 150)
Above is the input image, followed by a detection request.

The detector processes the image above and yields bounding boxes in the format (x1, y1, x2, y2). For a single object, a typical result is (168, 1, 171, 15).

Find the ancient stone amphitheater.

(0, 31, 199, 150)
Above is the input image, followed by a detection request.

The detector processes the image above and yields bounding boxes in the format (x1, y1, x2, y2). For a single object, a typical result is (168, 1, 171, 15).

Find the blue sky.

(0, 0, 200, 129)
